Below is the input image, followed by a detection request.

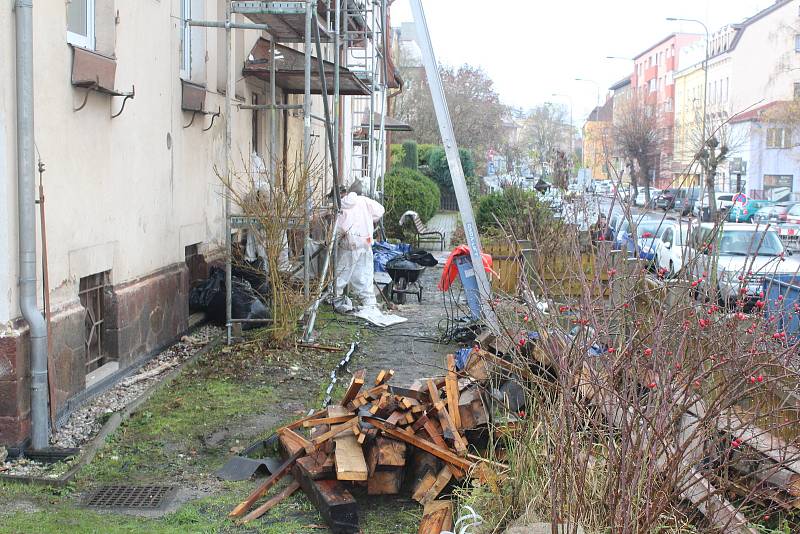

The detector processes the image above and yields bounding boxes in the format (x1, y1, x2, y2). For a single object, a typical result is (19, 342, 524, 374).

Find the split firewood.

(302, 415, 355, 428)
(375, 369, 395, 385)
(340, 369, 366, 406)
(412, 470, 437, 502)
(419, 466, 454, 505)
(310, 418, 358, 450)
(445, 354, 462, 429)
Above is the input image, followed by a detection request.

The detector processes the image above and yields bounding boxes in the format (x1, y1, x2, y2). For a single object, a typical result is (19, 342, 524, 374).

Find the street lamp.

(667, 16, 712, 206)
(575, 77, 601, 111)
(551, 93, 574, 156)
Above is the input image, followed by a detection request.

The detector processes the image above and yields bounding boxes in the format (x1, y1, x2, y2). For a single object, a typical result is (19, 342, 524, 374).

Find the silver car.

(687, 223, 800, 305)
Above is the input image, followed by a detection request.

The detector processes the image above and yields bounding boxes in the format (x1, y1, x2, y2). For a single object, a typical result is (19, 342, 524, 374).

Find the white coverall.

(333, 192, 385, 312)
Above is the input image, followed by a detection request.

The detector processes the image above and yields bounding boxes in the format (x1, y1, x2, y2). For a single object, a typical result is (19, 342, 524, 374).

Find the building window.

(180, 0, 192, 79)
(67, 0, 95, 49)
(795, 34, 800, 52)
(794, 82, 800, 100)
(766, 128, 793, 149)
(79, 271, 110, 373)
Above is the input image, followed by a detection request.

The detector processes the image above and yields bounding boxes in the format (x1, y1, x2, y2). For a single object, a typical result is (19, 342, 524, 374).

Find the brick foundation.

(0, 261, 192, 447)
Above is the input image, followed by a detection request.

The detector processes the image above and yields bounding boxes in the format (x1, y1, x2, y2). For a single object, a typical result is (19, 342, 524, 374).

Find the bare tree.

(521, 103, 571, 181)
(612, 94, 664, 204)
(394, 62, 508, 166)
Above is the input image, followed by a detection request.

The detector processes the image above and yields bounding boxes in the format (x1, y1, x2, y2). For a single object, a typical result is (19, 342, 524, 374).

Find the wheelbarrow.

(385, 258, 425, 304)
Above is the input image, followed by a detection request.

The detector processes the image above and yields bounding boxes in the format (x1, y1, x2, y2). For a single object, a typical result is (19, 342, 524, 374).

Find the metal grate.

(79, 271, 110, 373)
(84, 485, 176, 509)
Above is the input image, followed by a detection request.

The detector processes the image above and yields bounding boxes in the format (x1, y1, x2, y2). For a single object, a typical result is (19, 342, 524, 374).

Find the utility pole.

(668, 17, 711, 214)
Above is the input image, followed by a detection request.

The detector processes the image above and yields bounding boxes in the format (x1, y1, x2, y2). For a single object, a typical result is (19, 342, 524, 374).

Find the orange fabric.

(438, 245, 495, 291)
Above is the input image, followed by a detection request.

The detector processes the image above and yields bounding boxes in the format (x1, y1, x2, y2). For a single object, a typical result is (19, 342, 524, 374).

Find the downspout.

(15, 0, 49, 450)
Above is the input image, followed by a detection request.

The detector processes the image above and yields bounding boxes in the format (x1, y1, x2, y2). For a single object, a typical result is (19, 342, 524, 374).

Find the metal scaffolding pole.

(409, 0, 499, 333)
(224, 3, 235, 344)
(270, 38, 277, 185)
(302, 0, 313, 299)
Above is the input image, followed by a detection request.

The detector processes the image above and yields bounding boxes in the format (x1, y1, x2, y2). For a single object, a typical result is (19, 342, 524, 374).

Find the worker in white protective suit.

(333, 182, 385, 313)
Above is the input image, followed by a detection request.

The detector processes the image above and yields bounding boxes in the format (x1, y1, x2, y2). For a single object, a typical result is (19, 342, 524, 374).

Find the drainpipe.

(15, 0, 49, 450)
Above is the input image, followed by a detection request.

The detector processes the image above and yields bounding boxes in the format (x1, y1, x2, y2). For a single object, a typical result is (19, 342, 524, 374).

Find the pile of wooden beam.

(228, 359, 494, 533)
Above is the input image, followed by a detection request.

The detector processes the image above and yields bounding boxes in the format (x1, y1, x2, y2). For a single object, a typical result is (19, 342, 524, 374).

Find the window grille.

(79, 271, 110, 373)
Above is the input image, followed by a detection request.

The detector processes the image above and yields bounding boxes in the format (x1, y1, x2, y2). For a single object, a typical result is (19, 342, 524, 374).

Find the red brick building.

(630, 33, 703, 188)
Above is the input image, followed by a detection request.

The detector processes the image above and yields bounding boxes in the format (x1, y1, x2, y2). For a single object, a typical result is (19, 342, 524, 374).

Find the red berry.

(643, 348, 653, 356)
(648, 382, 657, 389)
(608, 347, 616, 353)
(731, 439, 741, 448)
(750, 376, 757, 384)
(757, 375, 764, 383)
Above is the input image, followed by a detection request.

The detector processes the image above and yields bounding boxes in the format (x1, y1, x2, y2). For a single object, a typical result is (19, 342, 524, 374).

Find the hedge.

(401, 141, 418, 171)
(383, 167, 441, 238)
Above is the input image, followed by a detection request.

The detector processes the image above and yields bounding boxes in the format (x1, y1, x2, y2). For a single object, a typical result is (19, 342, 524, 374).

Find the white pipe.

(15, 0, 49, 449)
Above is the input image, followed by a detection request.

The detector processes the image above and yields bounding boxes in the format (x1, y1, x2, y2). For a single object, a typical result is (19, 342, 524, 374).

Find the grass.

(0, 321, 421, 534)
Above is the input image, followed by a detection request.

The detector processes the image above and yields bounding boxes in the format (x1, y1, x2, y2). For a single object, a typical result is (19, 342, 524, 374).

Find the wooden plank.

(389, 385, 428, 401)
(423, 420, 448, 449)
(446, 354, 461, 429)
(367, 469, 403, 495)
(240, 479, 301, 524)
(411, 470, 437, 502)
(334, 430, 368, 481)
(292, 464, 359, 533)
(362, 416, 473, 473)
(340, 369, 366, 406)
(434, 401, 468, 454)
(418, 500, 453, 534)
(277, 409, 326, 433)
(419, 466, 453, 505)
(310, 419, 358, 449)
(229, 449, 304, 518)
(302, 415, 355, 428)
(280, 431, 305, 458)
(427, 379, 442, 404)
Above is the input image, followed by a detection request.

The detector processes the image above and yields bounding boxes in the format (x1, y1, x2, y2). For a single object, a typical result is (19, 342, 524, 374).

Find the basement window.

(67, 0, 95, 50)
(79, 271, 110, 373)
(185, 244, 206, 285)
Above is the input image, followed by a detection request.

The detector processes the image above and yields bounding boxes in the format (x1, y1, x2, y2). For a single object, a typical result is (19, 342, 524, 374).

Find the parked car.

(673, 187, 702, 216)
(625, 219, 666, 261)
(654, 221, 691, 277)
(687, 222, 800, 306)
(752, 202, 797, 224)
(727, 197, 774, 223)
(594, 181, 613, 196)
(785, 203, 800, 224)
(655, 188, 679, 210)
(692, 191, 736, 219)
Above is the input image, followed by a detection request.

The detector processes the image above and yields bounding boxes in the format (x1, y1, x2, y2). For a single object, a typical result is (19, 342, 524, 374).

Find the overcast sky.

(390, 0, 776, 123)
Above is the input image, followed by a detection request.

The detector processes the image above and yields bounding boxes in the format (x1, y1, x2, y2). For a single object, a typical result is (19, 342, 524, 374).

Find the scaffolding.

(189, 1, 390, 343)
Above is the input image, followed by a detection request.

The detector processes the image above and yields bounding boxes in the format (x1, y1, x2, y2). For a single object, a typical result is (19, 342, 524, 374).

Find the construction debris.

(226, 366, 498, 532)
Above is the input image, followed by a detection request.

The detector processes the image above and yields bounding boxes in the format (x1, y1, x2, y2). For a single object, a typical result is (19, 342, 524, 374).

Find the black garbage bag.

(385, 257, 423, 272)
(406, 249, 438, 267)
(189, 267, 269, 329)
(232, 261, 270, 301)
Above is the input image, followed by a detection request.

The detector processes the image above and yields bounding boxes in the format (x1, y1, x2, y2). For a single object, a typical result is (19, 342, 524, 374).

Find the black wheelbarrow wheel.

(394, 276, 407, 304)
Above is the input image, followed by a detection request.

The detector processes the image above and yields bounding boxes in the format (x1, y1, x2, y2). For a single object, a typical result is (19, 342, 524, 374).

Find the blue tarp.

(373, 241, 411, 273)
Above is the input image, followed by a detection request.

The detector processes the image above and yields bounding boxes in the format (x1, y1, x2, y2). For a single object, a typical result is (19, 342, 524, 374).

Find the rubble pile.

(229, 356, 501, 533)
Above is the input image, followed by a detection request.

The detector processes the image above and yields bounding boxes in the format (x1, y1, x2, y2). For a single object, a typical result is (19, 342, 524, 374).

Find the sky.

(390, 0, 777, 124)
